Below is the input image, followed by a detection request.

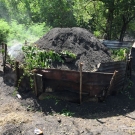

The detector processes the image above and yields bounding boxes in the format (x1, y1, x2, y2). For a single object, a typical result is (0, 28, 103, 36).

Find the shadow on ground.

(1, 69, 134, 120)
(1, 49, 135, 120)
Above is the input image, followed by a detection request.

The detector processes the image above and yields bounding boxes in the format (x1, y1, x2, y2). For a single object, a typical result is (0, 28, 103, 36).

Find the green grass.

(61, 109, 75, 116)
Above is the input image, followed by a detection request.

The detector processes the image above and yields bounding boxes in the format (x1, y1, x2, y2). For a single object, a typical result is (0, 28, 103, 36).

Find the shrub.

(0, 19, 10, 44)
(8, 20, 51, 46)
(111, 48, 129, 61)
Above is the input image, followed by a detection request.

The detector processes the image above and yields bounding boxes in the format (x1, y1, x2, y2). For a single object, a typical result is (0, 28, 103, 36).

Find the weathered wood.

(79, 63, 83, 104)
(15, 61, 19, 87)
(107, 70, 118, 96)
(1, 43, 4, 66)
(3, 44, 7, 73)
(34, 69, 114, 100)
(34, 73, 38, 96)
(34, 73, 43, 96)
(129, 57, 132, 79)
(32, 60, 128, 102)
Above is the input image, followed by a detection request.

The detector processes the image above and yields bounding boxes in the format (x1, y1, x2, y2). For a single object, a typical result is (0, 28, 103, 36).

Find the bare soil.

(0, 49, 135, 135)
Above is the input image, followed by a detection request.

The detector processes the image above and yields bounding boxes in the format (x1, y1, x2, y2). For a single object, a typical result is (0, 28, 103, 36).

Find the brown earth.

(0, 48, 135, 135)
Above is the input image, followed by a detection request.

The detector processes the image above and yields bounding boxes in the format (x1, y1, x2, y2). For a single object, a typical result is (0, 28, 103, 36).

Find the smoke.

(7, 41, 24, 63)
(7, 20, 51, 46)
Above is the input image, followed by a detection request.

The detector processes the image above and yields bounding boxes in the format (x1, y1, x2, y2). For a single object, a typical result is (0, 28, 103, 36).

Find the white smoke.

(7, 41, 24, 63)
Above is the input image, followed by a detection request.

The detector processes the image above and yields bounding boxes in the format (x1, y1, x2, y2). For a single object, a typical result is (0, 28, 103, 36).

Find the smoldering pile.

(35, 27, 112, 71)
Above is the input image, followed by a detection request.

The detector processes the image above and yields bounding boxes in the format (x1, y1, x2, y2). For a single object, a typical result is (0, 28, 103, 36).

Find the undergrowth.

(0, 19, 10, 44)
(111, 48, 130, 61)
(0, 19, 51, 45)
(7, 44, 76, 91)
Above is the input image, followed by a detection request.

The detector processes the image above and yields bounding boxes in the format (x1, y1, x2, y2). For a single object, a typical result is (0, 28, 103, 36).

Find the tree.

(100, 0, 135, 41)
(39, 0, 76, 27)
(0, 19, 10, 44)
(1, 0, 135, 41)
(0, 0, 10, 21)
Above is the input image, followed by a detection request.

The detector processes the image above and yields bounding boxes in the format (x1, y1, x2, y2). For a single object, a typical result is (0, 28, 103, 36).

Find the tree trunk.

(119, 23, 127, 41)
(105, 3, 114, 40)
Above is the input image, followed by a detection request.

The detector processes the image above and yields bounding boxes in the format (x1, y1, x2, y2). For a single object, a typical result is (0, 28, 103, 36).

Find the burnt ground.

(0, 49, 135, 135)
(35, 27, 112, 72)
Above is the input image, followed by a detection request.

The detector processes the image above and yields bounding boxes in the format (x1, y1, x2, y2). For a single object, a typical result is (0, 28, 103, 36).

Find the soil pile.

(35, 27, 112, 71)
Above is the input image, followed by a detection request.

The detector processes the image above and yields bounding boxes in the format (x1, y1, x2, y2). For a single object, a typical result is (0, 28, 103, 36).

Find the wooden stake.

(3, 44, 7, 73)
(129, 56, 132, 79)
(107, 70, 118, 97)
(80, 63, 83, 104)
(15, 61, 19, 87)
(33, 73, 43, 97)
(34, 73, 38, 97)
(1, 43, 4, 66)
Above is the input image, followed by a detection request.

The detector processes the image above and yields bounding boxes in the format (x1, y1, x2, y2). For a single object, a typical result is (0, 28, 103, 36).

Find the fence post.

(2, 44, 7, 73)
(80, 63, 83, 104)
(15, 61, 20, 87)
(34, 73, 43, 97)
(129, 56, 132, 79)
(107, 70, 118, 96)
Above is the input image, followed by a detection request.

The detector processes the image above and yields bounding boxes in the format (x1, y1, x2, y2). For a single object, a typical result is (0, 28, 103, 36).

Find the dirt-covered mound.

(35, 27, 112, 71)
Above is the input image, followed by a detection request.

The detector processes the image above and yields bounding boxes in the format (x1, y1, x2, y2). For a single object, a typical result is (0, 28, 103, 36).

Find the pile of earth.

(35, 27, 112, 71)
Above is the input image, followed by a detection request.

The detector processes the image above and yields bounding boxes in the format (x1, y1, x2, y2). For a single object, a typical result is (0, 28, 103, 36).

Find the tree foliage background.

(0, 0, 135, 42)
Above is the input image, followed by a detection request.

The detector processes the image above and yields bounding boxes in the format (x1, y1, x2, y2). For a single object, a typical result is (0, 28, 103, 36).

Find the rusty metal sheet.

(36, 69, 80, 83)
(34, 68, 114, 99)
(36, 69, 114, 83)
(34, 59, 128, 101)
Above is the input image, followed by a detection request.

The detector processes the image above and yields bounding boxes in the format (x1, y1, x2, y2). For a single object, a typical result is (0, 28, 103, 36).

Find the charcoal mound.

(35, 27, 112, 71)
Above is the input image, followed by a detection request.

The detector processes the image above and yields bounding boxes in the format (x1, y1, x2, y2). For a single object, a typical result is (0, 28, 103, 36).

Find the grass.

(61, 109, 75, 117)
(0, 100, 32, 126)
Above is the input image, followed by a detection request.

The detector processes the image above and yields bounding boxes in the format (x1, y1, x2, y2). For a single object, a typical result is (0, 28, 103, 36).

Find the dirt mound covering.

(35, 27, 112, 71)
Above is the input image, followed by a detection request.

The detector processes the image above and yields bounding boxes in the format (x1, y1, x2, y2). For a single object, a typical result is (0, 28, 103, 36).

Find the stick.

(34, 73, 38, 97)
(15, 61, 19, 87)
(107, 70, 118, 97)
(1, 43, 4, 66)
(129, 56, 132, 79)
(80, 63, 83, 104)
(3, 44, 7, 73)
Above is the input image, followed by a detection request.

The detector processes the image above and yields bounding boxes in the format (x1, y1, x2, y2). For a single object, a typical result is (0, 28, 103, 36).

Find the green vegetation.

(0, 19, 10, 44)
(0, 0, 135, 42)
(21, 44, 76, 71)
(21, 45, 76, 72)
(0, 19, 51, 45)
(61, 109, 75, 116)
(8, 44, 76, 90)
(8, 20, 51, 46)
(61, 50, 76, 59)
(40, 95, 60, 105)
(111, 48, 129, 61)
(121, 79, 134, 100)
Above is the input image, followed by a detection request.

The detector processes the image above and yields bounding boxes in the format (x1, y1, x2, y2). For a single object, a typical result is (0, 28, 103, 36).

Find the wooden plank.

(36, 69, 114, 83)
(34, 73, 43, 96)
(79, 63, 83, 104)
(107, 70, 118, 96)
